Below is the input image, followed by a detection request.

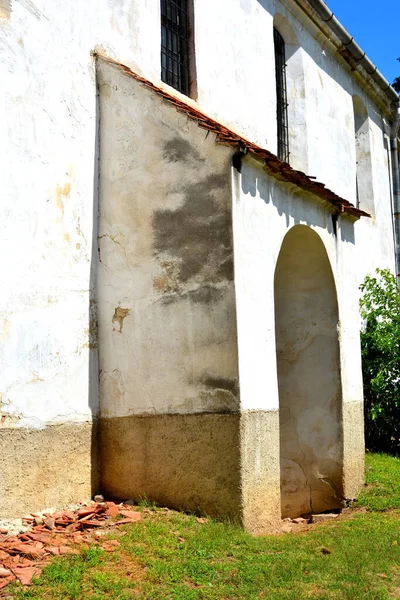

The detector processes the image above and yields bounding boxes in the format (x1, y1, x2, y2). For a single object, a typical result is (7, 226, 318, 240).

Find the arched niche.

(273, 14, 308, 173)
(274, 225, 343, 518)
(352, 95, 374, 215)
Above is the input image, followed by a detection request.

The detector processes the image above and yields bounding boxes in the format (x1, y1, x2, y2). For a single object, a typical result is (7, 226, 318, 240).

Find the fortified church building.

(0, 0, 399, 533)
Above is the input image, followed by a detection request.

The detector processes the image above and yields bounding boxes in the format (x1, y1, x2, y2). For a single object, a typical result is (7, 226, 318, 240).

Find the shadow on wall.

(274, 225, 343, 517)
(240, 158, 356, 245)
(87, 77, 101, 498)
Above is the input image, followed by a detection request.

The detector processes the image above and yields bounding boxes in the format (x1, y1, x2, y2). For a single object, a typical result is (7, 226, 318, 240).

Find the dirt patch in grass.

(102, 549, 148, 583)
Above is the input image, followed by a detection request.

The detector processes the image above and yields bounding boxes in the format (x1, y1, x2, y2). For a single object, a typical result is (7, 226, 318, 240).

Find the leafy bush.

(360, 268, 400, 453)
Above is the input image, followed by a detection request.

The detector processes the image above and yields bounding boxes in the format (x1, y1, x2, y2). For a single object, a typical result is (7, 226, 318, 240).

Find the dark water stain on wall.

(153, 170, 233, 290)
(201, 375, 239, 398)
(162, 136, 204, 164)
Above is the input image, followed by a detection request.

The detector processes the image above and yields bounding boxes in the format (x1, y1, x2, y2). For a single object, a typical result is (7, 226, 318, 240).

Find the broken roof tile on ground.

(0, 501, 142, 594)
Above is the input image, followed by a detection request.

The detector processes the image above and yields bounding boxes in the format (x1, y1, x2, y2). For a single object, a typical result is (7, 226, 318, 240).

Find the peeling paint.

(112, 307, 130, 332)
(55, 182, 71, 221)
(153, 260, 181, 295)
(29, 372, 44, 383)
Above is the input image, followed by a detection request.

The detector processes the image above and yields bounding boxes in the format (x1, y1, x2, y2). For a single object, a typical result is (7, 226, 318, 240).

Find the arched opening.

(352, 95, 374, 214)
(274, 225, 343, 518)
(273, 14, 308, 173)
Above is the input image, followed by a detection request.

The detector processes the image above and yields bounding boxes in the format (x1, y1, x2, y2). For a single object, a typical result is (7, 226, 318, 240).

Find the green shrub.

(360, 268, 400, 453)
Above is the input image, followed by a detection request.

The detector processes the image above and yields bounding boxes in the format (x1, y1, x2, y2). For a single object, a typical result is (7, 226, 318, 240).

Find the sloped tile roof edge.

(95, 53, 369, 219)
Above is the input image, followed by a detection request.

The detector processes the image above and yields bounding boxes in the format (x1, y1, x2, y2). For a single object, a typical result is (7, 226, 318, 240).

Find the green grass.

(357, 452, 400, 511)
(11, 453, 400, 600)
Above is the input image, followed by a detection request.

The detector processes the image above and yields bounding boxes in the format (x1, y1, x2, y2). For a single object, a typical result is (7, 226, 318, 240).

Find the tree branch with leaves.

(360, 269, 400, 453)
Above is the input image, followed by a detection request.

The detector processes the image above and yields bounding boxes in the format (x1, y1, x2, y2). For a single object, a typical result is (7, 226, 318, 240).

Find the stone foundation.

(100, 410, 281, 531)
(0, 406, 364, 529)
(342, 400, 365, 500)
(0, 421, 98, 518)
(240, 410, 281, 533)
(100, 413, 242, 521)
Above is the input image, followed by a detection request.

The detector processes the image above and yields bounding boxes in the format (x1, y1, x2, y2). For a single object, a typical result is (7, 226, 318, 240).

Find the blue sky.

(326, 0, 399, 86)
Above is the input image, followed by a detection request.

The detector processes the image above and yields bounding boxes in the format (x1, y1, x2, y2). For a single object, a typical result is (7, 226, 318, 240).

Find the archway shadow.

(274, 225, 344, 517)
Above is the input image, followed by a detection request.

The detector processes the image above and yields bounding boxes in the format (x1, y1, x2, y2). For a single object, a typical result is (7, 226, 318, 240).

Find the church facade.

(0, 0, 398, 532)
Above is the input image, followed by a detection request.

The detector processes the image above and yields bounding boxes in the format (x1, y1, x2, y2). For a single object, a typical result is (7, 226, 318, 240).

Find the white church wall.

(0, 0, 395, 516)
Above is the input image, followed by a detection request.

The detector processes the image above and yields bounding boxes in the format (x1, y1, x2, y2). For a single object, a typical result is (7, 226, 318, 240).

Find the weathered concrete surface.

(240, 410, 281, 533)
(100, 410, 281, 532)
(97, 59, 238, 418)
(274, 225, 343, 518)
(0, 422, 98, 518)
(100, 414, 242, 521)
(342, 400, 365, 500)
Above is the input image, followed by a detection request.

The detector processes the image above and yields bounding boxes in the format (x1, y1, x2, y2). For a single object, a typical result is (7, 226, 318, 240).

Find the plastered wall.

(232, 156, 365, 507)
(0, 0, 394, 433)
(0, 0, 394, 516)
(97, 60, 238, 419)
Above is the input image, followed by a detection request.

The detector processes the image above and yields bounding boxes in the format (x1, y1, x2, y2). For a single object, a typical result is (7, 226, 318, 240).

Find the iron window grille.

(274, 28, 290, 163)
(161, 0, 190, 95)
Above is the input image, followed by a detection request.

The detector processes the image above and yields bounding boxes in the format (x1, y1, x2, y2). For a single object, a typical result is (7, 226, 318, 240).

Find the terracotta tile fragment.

(78, 513, 96, 522)
(0, 574, 15, 589)
(80, 520, 103, 528)
(19, 558, 34, 567)
(66, 522, 81, 532)
(0, 567, 12, 578)
(26, 533, 50, 544)
(12, 566, 42, 586)
(52, 511, 66, 520)
(11, 543, 45, 557)
(77, 507, 96, 518)
(0, 495, 146, 593)
(44, 517, 55, 530)
(114, 517, 141, 525)
(119, 510, 142, 521)
(63, 510, 76, 520)
(105, 504, 120, 518)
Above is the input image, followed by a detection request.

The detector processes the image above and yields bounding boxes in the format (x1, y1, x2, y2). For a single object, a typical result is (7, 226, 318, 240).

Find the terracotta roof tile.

(96, 53, 369, 219)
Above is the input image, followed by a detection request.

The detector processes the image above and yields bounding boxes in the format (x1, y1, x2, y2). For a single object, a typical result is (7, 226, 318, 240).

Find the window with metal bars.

(161, 0, 190, 96)
(274, 28, 290, 163)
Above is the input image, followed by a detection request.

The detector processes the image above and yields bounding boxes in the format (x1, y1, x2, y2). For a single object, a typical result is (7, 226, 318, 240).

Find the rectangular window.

(274, 28, 290, 163)
(161, 0, 190, 95)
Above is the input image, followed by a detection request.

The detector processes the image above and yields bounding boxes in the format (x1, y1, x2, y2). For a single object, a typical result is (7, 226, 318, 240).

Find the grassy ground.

(10, 453, 400, 600)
